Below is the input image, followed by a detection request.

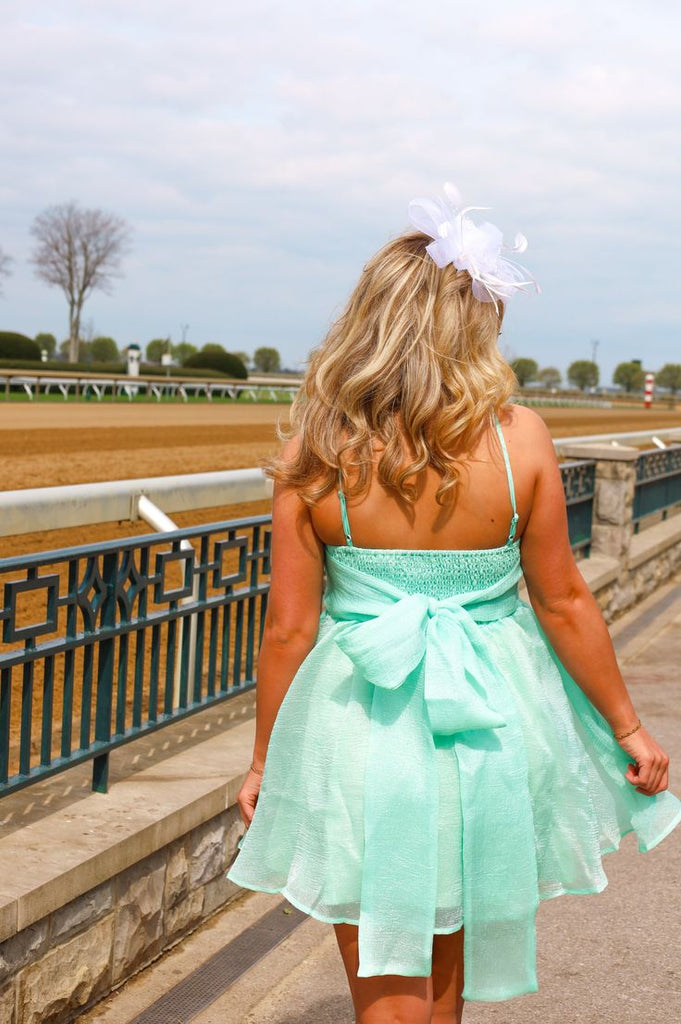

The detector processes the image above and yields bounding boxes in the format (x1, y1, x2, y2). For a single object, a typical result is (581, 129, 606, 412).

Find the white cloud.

(0, 0, 680, 376)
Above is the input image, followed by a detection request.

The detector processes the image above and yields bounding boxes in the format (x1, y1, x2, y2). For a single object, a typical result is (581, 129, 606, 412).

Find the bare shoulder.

(499, 404, 554, 452)
(270, 435, 309, 511)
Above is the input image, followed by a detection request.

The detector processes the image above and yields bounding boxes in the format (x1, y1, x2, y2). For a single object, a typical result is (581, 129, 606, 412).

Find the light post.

(590, 339, 599, 365)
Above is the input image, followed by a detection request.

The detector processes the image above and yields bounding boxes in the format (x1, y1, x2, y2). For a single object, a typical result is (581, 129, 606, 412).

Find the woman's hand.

(236, 767, 263, 828)
(618, 726, 670, 796)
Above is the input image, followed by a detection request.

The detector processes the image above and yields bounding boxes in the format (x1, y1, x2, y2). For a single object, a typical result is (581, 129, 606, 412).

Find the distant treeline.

(0, 331, 288, 380)
(511, 357, 681, 395)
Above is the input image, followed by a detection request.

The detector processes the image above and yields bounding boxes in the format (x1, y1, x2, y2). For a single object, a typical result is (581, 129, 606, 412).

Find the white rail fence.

(0, 369, 298, 403)
(0, 468, 272, 539)
(552, 427, 681, 452)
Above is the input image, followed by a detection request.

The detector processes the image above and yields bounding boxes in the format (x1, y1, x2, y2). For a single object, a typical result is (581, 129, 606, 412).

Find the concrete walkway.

(79, 578, 681, 1024)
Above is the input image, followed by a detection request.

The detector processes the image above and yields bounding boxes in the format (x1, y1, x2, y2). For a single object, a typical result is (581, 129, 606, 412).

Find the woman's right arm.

(519, 414, 669, 796)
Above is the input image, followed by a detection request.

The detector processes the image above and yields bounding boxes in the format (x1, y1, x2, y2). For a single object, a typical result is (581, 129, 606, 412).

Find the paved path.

(80, 578, 681, 1024)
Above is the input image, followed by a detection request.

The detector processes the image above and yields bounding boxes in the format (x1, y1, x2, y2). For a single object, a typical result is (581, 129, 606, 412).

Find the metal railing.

(561, 460, 596, 554)
(0, 468, 272, 539)
(0, 517, 271, 796)
(559, 445, 681, 546)
(552, 427, 681, 452)
(633, 447, 681, 530)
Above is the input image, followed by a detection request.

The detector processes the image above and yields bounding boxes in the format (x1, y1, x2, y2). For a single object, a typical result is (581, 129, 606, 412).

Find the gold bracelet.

(613, 719, 642, 742)
(249, 762, 264, 775)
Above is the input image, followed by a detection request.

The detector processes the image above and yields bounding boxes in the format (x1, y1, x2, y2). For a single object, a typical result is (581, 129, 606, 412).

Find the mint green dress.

(226, 420, 681, 1002)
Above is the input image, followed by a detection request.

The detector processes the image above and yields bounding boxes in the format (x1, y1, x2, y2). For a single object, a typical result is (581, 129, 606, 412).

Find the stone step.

(217, 926, 353, 1024)
(190, 910, 352, 1024)
(75, 889, 338, 1024)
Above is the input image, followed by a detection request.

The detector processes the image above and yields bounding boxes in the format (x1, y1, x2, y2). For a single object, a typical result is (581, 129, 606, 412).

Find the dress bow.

(333, 592, 508, 736)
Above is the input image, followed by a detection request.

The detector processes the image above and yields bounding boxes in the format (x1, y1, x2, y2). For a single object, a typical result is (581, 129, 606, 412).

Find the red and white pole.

(644, 372, 654, 409)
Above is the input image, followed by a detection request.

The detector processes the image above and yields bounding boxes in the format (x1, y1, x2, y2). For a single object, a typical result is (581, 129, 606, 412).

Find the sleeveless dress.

(226, 419, 681, 1003)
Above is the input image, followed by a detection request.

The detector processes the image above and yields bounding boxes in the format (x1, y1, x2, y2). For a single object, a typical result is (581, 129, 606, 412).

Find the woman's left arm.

(250, 476, 325, 771)
(237, 474, 324, 827)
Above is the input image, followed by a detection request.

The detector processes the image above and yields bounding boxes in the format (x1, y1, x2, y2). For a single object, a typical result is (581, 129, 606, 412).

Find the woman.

(226, 184, 680, 1023)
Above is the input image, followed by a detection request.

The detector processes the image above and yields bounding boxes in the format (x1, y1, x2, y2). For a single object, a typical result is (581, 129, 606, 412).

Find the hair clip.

(408, 182, 539, 308)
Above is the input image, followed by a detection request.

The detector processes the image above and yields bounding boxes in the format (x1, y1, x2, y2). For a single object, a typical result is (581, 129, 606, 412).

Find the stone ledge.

(0, 718, 255, 943)
(560, 443, 640, 461)
(577, 553, 619, 591)
(629, 516, 681, 569)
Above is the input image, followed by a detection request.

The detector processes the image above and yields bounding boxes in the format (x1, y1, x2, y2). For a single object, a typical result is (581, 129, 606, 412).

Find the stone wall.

(562, 442, 681, 623)
(0, 809, 244, 1024)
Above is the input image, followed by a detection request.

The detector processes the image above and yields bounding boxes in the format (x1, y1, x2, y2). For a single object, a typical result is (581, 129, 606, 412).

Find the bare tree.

(29, 201, 131, 362)
(0, 245, 12, 296)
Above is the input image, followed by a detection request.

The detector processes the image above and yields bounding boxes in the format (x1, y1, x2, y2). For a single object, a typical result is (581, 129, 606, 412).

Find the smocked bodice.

(330, 414, 521, 600)
(325, 540, 521, 600)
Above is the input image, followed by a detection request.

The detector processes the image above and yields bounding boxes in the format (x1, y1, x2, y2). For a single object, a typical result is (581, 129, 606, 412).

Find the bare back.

(309, 404, 541, 552)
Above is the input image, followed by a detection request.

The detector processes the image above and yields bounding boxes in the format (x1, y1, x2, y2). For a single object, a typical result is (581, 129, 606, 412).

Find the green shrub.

(183, 350, 248, 379)
(0, 358, 126, 373)
(90, 336, 120, 362)
(0, 359, 241, 379)
(172, 342, 197, 364)
(253, 346, 281, 373)
(145, 338, 172, 362)
(0, 332, 41, 361)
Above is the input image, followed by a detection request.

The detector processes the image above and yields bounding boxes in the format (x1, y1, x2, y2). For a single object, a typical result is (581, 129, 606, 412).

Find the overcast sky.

(2, 1, 680, 381)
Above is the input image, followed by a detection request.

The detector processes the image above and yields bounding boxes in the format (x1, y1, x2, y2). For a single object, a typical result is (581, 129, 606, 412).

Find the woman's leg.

(333, 922, 433, 1024)
(430, 930, 465, 1024)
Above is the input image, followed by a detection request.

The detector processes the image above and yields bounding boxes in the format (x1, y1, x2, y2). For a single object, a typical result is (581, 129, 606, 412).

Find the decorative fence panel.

(633, 447, 681, 530)
(0, 517, 271, 797)
(561, 460, 596, 554)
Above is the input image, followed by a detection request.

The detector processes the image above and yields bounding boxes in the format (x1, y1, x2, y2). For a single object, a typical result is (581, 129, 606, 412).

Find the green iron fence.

(633, 447, 681, 530)
(0, 517, 271, 797)
(561, 460, 596, 555)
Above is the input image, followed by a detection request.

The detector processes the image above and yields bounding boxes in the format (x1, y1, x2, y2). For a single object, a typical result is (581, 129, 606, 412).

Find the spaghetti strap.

(337, 484, 354, 547)
(493, 414, 519, 545)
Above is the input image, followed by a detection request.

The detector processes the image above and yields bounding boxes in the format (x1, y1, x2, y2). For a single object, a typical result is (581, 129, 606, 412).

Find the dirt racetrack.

(1, 402, 288, 490)
(0, 403, 289, 560)
(2, 401, 681, 561)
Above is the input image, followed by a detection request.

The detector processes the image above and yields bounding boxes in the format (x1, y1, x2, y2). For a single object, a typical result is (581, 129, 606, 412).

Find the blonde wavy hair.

(267, 230, 516, 506)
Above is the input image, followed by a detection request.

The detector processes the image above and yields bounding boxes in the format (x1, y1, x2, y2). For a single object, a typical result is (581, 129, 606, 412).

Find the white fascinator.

(408, 182, 539, 307)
